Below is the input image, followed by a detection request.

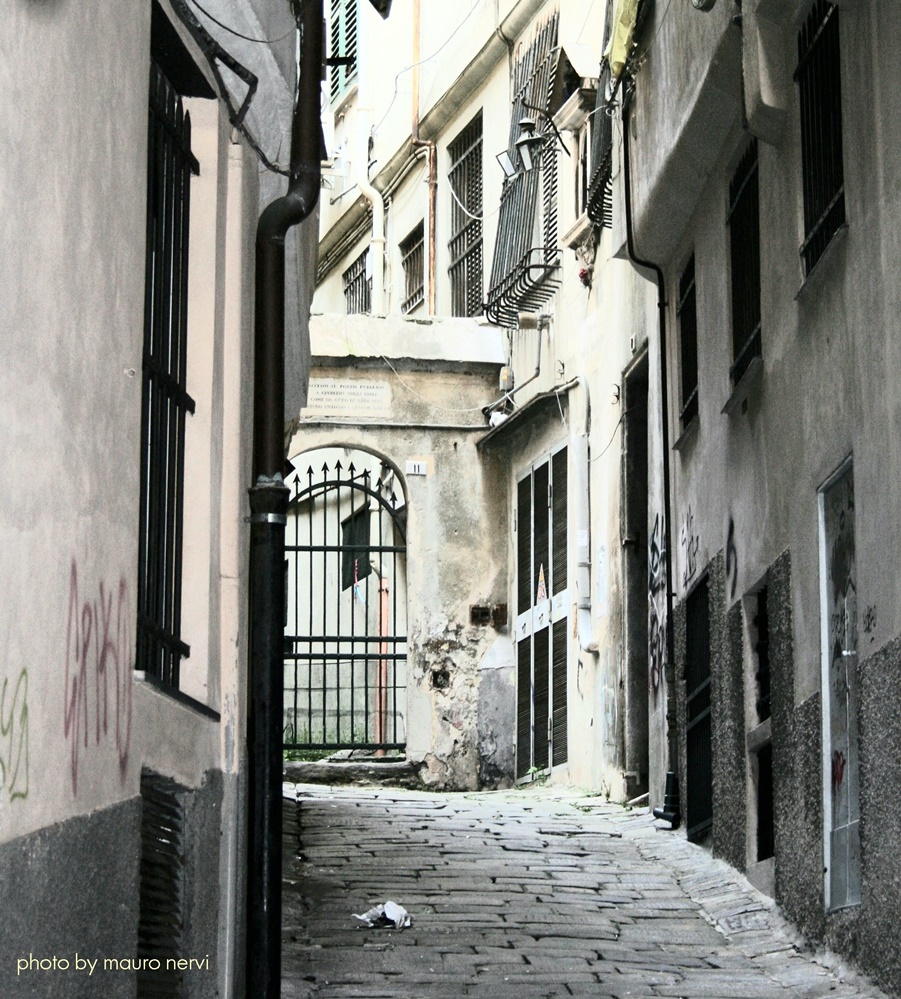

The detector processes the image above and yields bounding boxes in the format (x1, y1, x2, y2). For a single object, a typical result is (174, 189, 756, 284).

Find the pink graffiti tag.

(64, 560, 133, 795)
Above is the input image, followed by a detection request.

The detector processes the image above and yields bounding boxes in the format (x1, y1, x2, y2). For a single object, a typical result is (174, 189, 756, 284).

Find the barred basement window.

(677, 255, 699, 429)
(137, 59, 198, 689)
(796, 0, 845, 276)
(448, 111, 483, 318)
(728, 139, 761, 385)
(329, 0, 358, 103)
(137, 772, 185, 998)
(399, 222, 424, 314)
(342, 249, 371, 315)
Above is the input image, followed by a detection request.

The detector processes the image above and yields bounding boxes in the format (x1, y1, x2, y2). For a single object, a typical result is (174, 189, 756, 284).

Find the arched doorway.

(283, 448, 407, 754)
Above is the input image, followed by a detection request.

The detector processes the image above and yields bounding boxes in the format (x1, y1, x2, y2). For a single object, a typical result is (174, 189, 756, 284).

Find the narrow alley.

(281, 784, 886, 999)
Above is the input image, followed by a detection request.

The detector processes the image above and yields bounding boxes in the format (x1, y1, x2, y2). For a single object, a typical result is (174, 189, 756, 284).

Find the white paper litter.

(352, 900, 412, 929)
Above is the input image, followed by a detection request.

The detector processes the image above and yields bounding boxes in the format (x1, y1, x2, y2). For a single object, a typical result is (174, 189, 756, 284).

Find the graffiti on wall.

(64, 560, 133, 795)
(863, 605, 877, 638)
(680, 505, 699, 588)
(725, 517, 739, 601)
(648, 513, 667, 701)
(1, 667, 29, 802)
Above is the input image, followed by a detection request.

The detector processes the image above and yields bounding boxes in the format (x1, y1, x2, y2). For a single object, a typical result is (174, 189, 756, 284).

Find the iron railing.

(136, 61, 198, 689)
(728, 139, 761, 385)
(486, 14, 562, 328)
(448, 112, 484, 318)
(796, 0, 845, 276)
(685, 576, 713, 841)
(400, 221, 425, 314)
(284, 461, 407, 752)
(342, 248, 371, 314)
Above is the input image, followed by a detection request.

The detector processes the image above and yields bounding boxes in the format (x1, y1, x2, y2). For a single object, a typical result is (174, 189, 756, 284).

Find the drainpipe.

(247, 2, 322, 996)
(371, 558, 390, 755)
(356, 5, 386, 315)
(568, 377, 598, 656)
(621, 94, 679, 803)
(412, 0, 437, 314)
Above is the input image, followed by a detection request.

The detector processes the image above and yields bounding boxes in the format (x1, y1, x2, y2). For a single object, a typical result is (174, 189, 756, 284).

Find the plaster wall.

(290, 316, 509, 788)
(631, 3, 901, 991)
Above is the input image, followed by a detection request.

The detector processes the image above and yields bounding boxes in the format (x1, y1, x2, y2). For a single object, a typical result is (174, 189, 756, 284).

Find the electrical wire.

(447, 180, 503, 222)
(188, 0, 295, 45)
(591, 403, 642, 461)
(374, 2, 485, 133)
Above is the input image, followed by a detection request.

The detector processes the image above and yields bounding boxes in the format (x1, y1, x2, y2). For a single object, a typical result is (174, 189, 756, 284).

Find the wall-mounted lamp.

(495, 117, 545, 178)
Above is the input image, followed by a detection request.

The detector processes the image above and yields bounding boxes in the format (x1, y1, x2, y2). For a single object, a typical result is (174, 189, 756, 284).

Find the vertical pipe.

(247, 2, 322, 997)
(411, 0, 437, 314)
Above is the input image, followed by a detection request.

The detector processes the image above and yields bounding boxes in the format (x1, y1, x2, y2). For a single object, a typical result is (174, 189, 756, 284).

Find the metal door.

(284, 457, 406, 753)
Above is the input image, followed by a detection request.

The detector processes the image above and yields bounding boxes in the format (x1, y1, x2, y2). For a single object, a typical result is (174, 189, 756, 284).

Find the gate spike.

(334, 460, 342, 474)
(348, 461, 356, 476)
(375, 476, 383, 490)
(321, 461, 329, 474)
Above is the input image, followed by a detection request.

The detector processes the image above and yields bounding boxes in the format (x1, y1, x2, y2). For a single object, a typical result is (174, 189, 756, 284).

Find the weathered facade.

(305, 0, 655, 797)
(0, 1, 316, 995)
(621, 0, 901, 993)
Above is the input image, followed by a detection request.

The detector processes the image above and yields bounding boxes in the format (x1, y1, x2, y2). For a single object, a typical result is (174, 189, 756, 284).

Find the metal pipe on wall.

(247, 1, 322, 995)
(412, 0, 437, 315)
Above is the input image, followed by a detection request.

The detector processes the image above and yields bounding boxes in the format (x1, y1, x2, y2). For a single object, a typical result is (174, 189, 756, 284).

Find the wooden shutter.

(551, 447, 567, 595)
(552, 618, 568, 766)
(533, 626, 550, 771)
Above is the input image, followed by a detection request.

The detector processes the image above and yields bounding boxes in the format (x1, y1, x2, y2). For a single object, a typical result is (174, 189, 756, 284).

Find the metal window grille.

(587, 63, 613, 228)
(137, 61, 198, 689)
(448, 112, 483, 318)
(796, 0, 845, 275)
(342, 249, 371, 314)
(685, 576, 713, 841)
(728, 139, 761, 385)
(399, 222, 425, 314)
(329, 0, 358, 103)
(137, 771, 185, 998)
(677, 255, 699, 427)
(486, 14, 562, 327)
(574, 122, 591, 218)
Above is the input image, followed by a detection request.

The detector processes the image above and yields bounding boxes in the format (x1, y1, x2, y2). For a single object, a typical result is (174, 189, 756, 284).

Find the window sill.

(331, 82, 359, 119)
(135, 671, 221, 722)
(721, 354, 763, 415)
(673, 414, 699, 452)
(561, 212, 593, 251)
(795, 223, 848, 302)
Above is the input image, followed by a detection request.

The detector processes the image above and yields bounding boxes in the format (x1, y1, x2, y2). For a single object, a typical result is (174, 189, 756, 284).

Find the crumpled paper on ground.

(352, 900, 412, 929)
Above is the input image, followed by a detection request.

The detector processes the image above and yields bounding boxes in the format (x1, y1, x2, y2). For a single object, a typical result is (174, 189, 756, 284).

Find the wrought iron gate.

(284, 458, 407, 753)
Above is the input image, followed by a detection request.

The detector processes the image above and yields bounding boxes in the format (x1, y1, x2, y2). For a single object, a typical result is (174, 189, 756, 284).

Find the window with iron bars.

(329, 0, 358, 104)
(136, 60, 198, 690)
(796, 0, 845, 276)
(678, 254, 699, 429)
(399, 222, 425, 314)
(448, 111, 483, 318)
(342, 248, 371, 314)
(728, 139, 761, 386)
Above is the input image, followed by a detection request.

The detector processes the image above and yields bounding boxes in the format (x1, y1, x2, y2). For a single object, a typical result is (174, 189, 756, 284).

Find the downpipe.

(568, 378, 598, 656)
(247, 2, 322, 996)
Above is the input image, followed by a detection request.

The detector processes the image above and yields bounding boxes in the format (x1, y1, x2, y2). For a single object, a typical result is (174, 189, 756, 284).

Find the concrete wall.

(628, 2, 901, 992)
(0, 0, 303, 994)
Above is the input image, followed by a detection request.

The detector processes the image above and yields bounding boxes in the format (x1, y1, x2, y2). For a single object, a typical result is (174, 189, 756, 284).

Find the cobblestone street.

(281, 784, 887, 999)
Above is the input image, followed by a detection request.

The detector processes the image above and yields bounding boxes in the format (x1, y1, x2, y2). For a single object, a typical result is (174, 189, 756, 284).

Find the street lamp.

(496, 117, 545, 178)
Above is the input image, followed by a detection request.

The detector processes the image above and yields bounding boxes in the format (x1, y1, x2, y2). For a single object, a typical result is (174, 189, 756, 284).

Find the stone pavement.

(281, 783, 889, 999)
